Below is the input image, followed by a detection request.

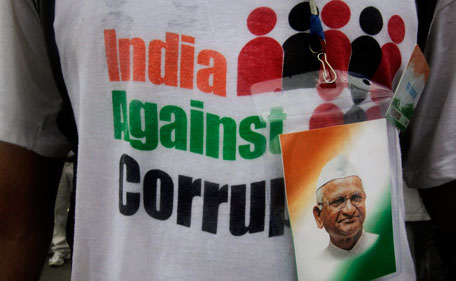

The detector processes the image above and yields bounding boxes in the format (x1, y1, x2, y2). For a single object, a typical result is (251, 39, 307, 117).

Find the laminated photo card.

(386, 45, 430, 131)
(280, 119, 397, 281)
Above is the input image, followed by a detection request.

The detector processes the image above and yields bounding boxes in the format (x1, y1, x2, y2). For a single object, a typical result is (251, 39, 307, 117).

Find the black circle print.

(359, 7, 383, 35)
(344, 105, 367, 124)
(282, 2, 320, 90)
(349, 36, 382, 80)
(288, 2, 312, 32)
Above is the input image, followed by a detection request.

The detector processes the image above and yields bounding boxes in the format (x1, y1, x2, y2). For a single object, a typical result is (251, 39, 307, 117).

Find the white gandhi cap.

(316, 154, 359, 193)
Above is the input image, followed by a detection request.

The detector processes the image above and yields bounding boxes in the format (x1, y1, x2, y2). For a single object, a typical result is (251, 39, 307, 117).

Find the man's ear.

(313, 206, 324, 229)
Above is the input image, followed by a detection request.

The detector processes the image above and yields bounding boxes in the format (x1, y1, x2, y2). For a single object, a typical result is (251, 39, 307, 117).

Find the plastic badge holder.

(249, 71, 403, 280)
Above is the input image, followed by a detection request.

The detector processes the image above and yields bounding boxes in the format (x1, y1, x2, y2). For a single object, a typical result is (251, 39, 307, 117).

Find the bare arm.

(0, 141, 64, 281)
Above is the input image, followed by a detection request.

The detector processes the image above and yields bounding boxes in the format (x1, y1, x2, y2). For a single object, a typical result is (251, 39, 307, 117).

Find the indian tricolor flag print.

(280, 119, 397, 281)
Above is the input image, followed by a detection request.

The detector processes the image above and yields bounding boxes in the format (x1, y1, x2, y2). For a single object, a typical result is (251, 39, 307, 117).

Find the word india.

(113, 91, 286, 160)
(104, 29, 227, 96)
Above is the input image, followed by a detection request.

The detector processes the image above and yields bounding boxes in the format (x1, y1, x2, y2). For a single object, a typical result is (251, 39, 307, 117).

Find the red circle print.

(321, 0, 351, 29)
(388, 15, 405, 43)
(309, 103, 344, 129)
(366, 106, 382, 120)
(247, 7, 277, 36)
(317, 71, 345, 101)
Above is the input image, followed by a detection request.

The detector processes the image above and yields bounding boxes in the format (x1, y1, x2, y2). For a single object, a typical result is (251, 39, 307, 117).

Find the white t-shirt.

(403, 181, 431, 221)
(0, 0, 419, 280)
(403, 0, 456, 189)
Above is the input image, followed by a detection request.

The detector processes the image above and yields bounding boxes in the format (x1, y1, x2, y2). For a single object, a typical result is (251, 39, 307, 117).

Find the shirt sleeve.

(403, 0, 456, 188)
(0, 0, 71, 157)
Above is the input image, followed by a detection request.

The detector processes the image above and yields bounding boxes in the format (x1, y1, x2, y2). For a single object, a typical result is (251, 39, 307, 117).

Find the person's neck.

(330, 230, 363, 250)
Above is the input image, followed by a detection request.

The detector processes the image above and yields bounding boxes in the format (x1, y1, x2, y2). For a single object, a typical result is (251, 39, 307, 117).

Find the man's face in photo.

(314, 176, 366, 240)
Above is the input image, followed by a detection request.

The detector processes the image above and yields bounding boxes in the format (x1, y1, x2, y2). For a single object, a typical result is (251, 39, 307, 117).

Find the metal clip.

(309, 0, 318, 15)
(309, 38, 338, 84)
(317, 52, 337, 84)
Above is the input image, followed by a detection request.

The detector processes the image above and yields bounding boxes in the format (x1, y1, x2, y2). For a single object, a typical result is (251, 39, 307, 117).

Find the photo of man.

(312, 154, 379, 261)
(280, 119, 397, 281)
